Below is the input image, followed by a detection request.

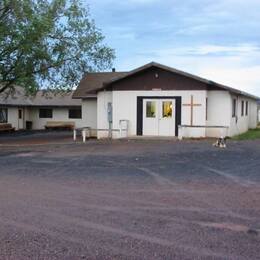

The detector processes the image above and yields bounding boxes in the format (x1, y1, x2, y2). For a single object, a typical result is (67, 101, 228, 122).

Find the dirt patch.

(0, 139, 260, 259)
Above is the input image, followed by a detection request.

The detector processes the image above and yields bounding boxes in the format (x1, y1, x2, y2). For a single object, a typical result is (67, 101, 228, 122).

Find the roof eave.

(72, 94, 97, 99)
(0, 104, 82, 108)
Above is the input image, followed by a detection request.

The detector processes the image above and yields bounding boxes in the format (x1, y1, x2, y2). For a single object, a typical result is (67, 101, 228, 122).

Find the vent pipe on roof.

(112, 68, 116, 72)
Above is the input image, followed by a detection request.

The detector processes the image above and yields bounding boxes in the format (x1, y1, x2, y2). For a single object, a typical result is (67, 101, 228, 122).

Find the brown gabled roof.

(73, 62, 259, 100)
(101, 62, 259, 100)
(72, 72, 128, 99)
(0, 87, 81, 107)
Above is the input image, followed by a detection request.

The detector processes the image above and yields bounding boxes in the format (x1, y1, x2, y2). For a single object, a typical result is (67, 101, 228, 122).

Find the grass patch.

(233, 128, 260, 140)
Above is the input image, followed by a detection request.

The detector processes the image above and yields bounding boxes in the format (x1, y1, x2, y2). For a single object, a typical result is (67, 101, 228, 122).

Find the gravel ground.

(0, 133, 260, 260)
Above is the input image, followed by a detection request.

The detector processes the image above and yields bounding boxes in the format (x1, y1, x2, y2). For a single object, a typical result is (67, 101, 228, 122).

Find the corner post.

(178, 125, 183, 140)
(73, 129, 77, 141)
(82, 129, 86, 143)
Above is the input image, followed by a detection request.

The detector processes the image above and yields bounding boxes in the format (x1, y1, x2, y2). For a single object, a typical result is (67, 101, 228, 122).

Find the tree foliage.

(0, 0, 115, 93)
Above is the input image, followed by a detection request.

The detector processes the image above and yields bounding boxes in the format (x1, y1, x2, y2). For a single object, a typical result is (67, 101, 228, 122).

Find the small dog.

(213, 137, 227, 148)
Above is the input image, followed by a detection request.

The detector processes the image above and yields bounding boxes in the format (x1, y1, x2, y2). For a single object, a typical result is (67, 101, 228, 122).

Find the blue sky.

(86, 0, 260, 96)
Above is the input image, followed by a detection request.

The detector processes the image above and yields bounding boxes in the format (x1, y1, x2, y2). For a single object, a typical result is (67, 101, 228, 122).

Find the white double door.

(143, 99, 175, 136)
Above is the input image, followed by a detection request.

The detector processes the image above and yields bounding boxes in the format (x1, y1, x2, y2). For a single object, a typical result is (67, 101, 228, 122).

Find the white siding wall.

(249, 100, 258, 129)
(206, 91, 231, 137)
(82, 99, 97, 128)
(229, 95, 257, 136)
(205, 92, 258, 137)
(3, 100, 97, 131)
(97, 90, 258, 139)
(28, 107, 84, 130)
(97, 91, 112, 138)
(97, 90, 207, 139)
(7, 107, 19, 129)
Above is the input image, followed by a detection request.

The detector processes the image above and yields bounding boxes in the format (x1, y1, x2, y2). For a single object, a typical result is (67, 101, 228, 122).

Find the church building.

(1, 62, 258, 138)
(73, 62, 259, 139)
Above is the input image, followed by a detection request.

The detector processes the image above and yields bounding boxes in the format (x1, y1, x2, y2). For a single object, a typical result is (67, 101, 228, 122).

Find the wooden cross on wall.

(182, 95, 202, 126)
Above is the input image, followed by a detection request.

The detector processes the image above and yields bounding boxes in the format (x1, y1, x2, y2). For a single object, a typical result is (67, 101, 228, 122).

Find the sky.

(86, 0, 260, 96)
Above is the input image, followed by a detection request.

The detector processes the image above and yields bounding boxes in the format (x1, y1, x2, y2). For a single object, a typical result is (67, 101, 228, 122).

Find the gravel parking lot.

(0, 133, 260, 259)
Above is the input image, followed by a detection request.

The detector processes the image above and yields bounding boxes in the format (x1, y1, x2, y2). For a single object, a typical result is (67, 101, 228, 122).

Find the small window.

(0, 108, 8, 123)
(69, 108, 82, 119)
(246, 101, 249, 116)
(39, 108, 53, 118)
(241, 101, 244, 116)
(162, 101, 173, 118)
(232, 99, 237, 117)
(146, 101, 156, 118)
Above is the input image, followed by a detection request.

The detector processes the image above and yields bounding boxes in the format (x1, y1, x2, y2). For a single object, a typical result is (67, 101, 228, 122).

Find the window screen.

(69, 108, 82, 119)
(39, 108, 53, 118)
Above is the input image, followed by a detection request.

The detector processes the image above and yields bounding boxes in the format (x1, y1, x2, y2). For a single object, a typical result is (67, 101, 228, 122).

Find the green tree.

(0, 0, 115, 93)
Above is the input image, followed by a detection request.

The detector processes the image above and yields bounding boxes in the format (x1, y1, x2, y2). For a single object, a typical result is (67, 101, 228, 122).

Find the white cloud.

(86, 0, 260, 97)
(117, 44, 260, 97)
(198, 66, 260, 96)
(136, 44, 260, 57)
(190, 44, 260, 56)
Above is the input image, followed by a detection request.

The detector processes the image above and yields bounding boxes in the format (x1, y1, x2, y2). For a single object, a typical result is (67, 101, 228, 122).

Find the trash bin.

(119, 119, 129, 138)
(26, 121, 33, 130)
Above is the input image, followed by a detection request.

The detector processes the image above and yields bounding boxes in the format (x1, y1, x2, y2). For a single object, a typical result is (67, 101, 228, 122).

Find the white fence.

(73, 120, 129, 142)
(178, 125, 229, 140)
